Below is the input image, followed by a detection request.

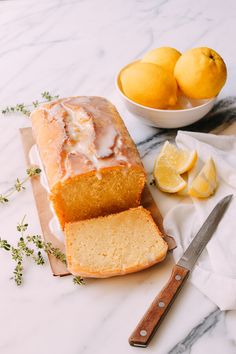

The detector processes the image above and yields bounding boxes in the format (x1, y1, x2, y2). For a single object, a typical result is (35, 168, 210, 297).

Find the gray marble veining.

(0, 1, 236, 354)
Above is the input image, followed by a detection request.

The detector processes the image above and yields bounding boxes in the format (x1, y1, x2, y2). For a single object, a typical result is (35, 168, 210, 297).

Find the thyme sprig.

(2, 104, 31, 116)
(26, 235, 67, 265)
(0, 217, 84, 286)
(1, 91, 59, 117)
(0, 166, 41, 204)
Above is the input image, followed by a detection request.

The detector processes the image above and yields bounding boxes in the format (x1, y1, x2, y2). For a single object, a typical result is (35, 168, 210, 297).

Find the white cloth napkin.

(162, 131, 236, 310)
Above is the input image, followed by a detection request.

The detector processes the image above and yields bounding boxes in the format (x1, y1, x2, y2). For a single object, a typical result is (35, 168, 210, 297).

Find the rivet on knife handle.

(129, 265, 189, 348)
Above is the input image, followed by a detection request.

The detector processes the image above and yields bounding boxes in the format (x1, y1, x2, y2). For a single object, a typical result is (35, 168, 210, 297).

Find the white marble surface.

(0, 1, 236, 353)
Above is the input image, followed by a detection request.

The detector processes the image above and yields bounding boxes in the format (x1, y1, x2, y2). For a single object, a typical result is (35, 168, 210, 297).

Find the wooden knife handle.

(129, 265, 189, 348)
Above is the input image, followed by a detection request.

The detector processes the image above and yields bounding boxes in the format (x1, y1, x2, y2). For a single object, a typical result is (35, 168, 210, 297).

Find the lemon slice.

(177, 173, 189, 196)
(153, 155, 187, 193)
(189, 158, 217, 198)
(159, 141, 197, 174)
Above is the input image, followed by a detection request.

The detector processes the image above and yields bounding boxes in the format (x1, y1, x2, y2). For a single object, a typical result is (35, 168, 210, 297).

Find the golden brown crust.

(50, 164, 145, 229)
(31, 96, 145, 189)
(65, 207, 168, 278)
(67, 251, 167, 278)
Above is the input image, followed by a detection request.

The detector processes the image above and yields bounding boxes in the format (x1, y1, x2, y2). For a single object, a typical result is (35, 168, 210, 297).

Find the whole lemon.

(120, 62, 178, 109)
(142, 47, 181, 73)
(174, 47, 227, 99)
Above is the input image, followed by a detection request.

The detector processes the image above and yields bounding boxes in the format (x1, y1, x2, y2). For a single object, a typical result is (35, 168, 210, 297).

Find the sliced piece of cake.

(65, 206, 168, 278)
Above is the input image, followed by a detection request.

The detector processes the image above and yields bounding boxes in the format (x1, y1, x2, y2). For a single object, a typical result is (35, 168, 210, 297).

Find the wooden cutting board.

(20, 127, 176, 276)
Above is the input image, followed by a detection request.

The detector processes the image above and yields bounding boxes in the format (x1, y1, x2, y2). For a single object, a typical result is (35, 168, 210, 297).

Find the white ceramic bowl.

(116, 62, 216, 129)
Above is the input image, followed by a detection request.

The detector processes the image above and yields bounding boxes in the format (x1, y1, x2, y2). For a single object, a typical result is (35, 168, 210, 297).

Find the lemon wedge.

(177, 173, 189, 196)
(153, 155, 187, 193)
(159, 141, 197, 174)
(189, 158, 217, 198)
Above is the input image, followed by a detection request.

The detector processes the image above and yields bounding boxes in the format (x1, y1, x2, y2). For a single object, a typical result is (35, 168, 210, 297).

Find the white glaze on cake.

(29, 144, 50, 193)
(29, 144, 65, 243)
(33, 97, 130, 181)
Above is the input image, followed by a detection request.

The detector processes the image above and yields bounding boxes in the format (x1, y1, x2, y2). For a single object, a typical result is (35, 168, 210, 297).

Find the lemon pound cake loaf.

(31, 96, 146, 228)
(65, 207, 168, 278)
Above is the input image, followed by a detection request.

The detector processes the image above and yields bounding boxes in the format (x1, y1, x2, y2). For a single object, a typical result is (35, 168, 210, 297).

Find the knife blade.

(129, 194, 233, 348)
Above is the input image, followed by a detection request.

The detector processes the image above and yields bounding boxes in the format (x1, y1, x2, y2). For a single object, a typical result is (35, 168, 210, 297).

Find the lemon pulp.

(189, 158, 217, 198)
(153, 155, 187, 193)
(159, 141, 197, 174)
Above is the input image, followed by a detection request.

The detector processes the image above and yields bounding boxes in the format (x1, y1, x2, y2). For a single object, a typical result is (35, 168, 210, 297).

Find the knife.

(129, 194, 233, 348)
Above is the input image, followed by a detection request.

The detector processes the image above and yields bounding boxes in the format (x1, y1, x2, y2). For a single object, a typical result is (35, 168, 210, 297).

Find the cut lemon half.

(159, 141, 197, 174)
(153, 155, 187, 193)
(189, 158, 217, 198)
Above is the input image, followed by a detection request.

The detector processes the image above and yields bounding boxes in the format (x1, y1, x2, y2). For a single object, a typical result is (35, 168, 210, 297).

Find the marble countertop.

(0, 1, 236, 353)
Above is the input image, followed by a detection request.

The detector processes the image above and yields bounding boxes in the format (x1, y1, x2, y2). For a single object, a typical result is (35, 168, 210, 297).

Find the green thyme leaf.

(0, 195, 9, 203)
(41, 91, 59, 102)
(0, 238, 11, 251)
(0, 216, 84, 286)
(13, 262, 23, 286)
(26, 167, 41, 177)
(0, 167, 41, 204)
(1, 91, 59, 117)
(73, 276, 85, 285)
